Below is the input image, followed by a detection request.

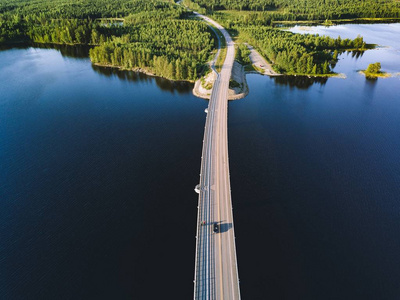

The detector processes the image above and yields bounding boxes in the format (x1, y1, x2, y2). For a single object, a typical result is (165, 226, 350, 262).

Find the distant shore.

(273, 17, 400, 27)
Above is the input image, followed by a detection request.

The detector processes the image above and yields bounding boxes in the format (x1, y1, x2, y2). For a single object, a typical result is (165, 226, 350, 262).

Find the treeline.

(240, 26, 367, 74)
(0, 0, 215, 81)
(0, 0, 176, 19)
(190, 0, 400, 21)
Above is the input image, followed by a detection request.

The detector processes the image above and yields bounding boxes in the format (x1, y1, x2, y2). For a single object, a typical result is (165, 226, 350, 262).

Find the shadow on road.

(219, 222, 232, 233)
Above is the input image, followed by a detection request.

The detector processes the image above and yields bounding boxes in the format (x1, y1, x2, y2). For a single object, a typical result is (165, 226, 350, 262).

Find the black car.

(213, 223, 219, 233)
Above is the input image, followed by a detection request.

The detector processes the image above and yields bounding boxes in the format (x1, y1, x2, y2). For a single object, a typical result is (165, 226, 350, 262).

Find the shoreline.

(273, 17, 400, 27)
(92, 62, 195, 83)
(3, 20, 396, 90)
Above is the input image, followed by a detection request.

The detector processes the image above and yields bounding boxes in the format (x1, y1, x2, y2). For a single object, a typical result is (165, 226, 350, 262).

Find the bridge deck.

(194, 13, 240, 300)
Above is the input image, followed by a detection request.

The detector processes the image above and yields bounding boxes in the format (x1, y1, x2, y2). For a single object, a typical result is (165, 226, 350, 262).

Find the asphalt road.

(194, 13, 241, 300)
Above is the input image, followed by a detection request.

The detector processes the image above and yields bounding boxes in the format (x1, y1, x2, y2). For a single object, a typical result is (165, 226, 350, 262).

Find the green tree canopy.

(366, 62, 381, 74)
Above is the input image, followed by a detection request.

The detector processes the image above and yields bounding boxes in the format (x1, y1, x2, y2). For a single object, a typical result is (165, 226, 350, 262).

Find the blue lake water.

(0, 46, 207, 299)
(1, 23, 400, 299)
(289, 23, 400, 74)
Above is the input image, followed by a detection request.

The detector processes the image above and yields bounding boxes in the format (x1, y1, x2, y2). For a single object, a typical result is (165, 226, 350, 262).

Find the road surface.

(193, 13, 241, 300)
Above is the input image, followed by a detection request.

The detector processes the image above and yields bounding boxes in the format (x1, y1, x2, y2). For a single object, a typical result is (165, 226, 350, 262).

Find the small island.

(360, 62, 390, 79)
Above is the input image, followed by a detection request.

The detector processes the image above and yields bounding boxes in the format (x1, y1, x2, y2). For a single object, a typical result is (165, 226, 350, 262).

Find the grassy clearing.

(201, 74, 213, 89)
(213, 9, 284, 22)
(211, 26, 227, 73)
(216, 46, 227, 73)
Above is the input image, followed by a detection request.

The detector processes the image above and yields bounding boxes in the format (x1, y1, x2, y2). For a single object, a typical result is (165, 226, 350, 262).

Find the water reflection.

(0, 43, 90, 57)
(273, 75, 328, 89)
(1, 43, 193, 95)
(32, 43, 90, 58)
(348, 50, 365, 59)
(91, 64, 193, 94)
(362, 78, 378, 104)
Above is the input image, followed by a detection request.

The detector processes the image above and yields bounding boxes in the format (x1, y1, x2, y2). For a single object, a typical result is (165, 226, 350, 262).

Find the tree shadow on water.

(363, 76, 378, 104)
(33, 43, 90, 58)
(348, 50, 365, 59)
(272, 75, 328, 89)
(91, 65, 193, 94)
(0, 43, 90, 58)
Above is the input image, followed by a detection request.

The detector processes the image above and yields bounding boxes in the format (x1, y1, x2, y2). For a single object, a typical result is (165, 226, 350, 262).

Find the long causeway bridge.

(193, 13, 241, 300)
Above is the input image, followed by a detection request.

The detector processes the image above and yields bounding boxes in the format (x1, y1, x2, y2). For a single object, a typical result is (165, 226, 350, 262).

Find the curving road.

(193, 13, 240, 300)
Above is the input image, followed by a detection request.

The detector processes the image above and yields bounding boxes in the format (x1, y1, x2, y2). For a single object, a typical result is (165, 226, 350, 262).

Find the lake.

(0, 45, 206, 299)
(1, 23, 400, 299)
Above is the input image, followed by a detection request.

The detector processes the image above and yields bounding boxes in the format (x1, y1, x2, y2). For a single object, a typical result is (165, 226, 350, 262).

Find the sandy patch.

(193, 70, 217, 99)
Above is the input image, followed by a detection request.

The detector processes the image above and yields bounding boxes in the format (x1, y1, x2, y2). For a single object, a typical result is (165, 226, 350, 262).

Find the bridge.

(193, 13, 241, 300)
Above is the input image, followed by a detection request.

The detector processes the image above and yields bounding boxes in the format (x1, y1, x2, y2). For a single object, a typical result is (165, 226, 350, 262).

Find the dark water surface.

(1, 47, 206, 299)
(231, 23, 400, 299)
(1, 24, 400, 299)
(230, 74, 400, 299)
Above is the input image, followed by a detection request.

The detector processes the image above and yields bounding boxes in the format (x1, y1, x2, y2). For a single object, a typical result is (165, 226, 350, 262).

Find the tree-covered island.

(360, 62, 390, 79)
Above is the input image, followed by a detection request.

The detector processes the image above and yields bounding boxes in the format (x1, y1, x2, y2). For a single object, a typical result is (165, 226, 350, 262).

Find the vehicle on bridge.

(213, 223, 219, 233)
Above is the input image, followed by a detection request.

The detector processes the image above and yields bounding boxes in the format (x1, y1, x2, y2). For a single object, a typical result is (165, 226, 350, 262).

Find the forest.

(189, 0, 400, 22)
(184, 0, 375, 75)
(1, 0, 395, 77)
(0, 0, 215, 81)
(89, 18, 213, 80)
